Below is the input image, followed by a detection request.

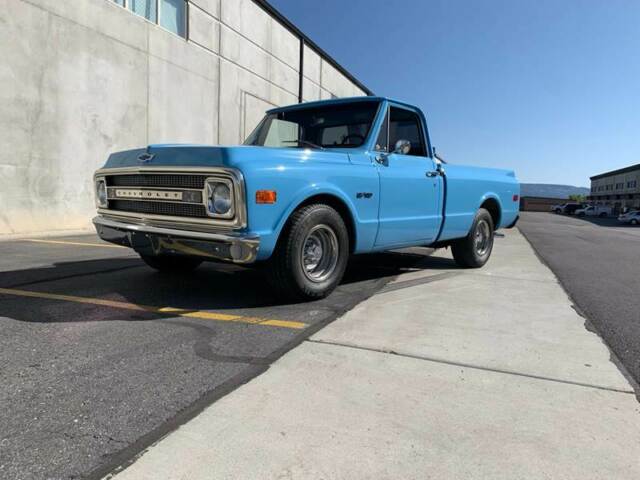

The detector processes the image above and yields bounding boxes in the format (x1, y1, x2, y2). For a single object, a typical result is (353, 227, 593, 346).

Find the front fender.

(255, 183, 371, 261)
(274, 183, 358, 235)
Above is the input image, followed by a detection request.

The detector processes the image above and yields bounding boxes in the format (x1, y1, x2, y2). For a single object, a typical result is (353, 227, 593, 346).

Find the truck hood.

(104, 145, 237, 169)
(102, 144, 350, 170)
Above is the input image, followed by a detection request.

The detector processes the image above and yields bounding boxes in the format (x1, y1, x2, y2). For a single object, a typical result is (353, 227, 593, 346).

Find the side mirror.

(393, 139, 411, 155)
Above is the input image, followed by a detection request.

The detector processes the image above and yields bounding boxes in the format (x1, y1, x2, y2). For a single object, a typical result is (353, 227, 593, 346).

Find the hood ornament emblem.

(138, 153, 155, 163)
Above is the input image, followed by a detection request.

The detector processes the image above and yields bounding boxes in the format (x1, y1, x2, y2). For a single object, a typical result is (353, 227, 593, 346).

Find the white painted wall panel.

(303, 45, 321, 84)
(1, 0, 147, 235)
(191, 0, 220, 19)
(189, 3, 220, 53)
(220, 25, 299, 96)
(148, 56, 219, 144)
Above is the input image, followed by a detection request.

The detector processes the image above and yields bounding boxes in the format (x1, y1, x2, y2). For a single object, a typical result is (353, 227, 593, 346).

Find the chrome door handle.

(426, 171, 438, 177)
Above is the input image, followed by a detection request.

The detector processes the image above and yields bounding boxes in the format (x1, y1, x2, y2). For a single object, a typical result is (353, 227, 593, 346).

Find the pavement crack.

(306, 339, 636, 395)
(377, 272, 461, 294)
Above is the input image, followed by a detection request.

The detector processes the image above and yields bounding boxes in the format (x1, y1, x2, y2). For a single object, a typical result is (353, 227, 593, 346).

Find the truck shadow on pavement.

(0, 249, 458, 325)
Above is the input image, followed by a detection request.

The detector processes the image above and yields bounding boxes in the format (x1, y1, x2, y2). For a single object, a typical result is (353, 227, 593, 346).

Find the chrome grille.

(95, 168, 247, 229)
(106, 174, 206, 189)
(110, 200, 208, 218)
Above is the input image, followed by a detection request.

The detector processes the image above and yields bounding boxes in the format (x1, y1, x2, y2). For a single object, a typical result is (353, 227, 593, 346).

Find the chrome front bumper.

(93, 216, 259, 264)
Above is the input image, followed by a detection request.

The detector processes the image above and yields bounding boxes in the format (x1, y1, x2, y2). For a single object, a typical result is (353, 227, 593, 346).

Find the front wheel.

(631, 219, 638, 225)
(140, 254, 203, 273)
(267, 204, 349, 301)
(451, 208, 495, 268)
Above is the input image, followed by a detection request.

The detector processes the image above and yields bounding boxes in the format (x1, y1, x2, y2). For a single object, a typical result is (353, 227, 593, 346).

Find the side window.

(374, 109, 389, 152)
(389, 107, 426, 157)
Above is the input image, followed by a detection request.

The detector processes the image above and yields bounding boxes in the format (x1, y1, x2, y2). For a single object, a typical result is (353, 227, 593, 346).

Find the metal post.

(298, 38, 304, 103)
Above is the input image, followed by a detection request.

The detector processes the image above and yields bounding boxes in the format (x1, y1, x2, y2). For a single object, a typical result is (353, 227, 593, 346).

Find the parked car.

(617, 210, 640, 225)
(92, 97, 519, 300)
(551, 202, 582, 214)
(564, 203, 586, 215)
(575, 205, 612, 217)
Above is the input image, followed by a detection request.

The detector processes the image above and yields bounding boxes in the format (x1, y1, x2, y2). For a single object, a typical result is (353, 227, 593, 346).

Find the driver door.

(373, 105, 442, 247)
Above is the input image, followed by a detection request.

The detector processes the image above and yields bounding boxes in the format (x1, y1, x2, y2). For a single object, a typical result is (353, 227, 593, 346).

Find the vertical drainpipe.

(298, 38, 305, 103)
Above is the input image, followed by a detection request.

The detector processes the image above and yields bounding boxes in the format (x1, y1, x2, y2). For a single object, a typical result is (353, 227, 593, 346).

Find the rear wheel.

(140, 254, 202, 273)
(631, 219, 638, 225)
(267, 204, 349, 301)
(451, 208, 495, 268)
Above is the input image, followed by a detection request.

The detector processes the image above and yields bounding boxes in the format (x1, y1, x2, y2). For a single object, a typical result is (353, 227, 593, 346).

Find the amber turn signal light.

(256, 190, 277, 204)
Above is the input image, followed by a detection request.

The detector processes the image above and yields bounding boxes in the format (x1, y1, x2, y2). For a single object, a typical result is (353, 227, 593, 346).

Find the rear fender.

(478, 192, 504, 229)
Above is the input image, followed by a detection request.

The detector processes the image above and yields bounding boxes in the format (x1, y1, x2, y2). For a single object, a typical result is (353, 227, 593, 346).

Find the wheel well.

(481, 198, 501, 229)
(293, 194, 356, 253)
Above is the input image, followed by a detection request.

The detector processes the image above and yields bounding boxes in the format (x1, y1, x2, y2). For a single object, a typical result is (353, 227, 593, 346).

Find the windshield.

(244, 101, 380, 149)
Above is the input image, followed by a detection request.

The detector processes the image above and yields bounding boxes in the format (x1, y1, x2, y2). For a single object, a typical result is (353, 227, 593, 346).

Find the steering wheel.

(341, 133, 365, 145)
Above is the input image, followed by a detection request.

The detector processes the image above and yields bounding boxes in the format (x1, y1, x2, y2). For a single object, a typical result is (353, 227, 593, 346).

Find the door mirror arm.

(375, 139, 412, 165)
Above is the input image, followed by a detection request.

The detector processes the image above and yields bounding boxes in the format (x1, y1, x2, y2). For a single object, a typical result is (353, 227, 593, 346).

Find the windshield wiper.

(282, 140, 325, 150)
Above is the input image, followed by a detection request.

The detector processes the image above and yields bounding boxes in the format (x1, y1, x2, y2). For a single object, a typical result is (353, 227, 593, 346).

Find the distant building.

(520, 196, 566, 212)
(589, 164, 640, 212)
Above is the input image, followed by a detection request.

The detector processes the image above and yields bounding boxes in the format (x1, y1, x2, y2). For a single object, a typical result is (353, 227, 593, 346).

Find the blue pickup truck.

(93, 97, 519, 299)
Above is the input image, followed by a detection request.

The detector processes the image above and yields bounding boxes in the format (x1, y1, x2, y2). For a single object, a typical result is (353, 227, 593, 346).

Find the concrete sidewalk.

(112, 229, 640, 480)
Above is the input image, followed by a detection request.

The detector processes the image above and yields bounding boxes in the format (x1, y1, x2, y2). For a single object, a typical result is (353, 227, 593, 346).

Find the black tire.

(631, 219, 638, 225)
(140, 254, 202, 273)
(555, 209, 562, 214)
(267, 204, 349, 301)
(451, 208, 495, 268)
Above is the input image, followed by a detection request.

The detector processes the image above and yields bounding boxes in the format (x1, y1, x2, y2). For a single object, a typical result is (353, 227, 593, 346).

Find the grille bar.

(109, 200, 208, 218)
(106, 174, 207, 189)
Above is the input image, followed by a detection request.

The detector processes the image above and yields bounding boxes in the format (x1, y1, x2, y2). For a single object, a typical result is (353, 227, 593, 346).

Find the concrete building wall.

(0, 0, 369, 236)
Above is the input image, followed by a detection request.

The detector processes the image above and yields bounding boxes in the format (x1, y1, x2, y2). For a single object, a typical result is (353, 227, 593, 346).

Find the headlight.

(95, 178, 108, 208)
(205, 179, 234, 217)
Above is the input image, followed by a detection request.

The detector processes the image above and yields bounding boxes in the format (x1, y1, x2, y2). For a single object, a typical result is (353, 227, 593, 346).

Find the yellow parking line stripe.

(23, 239, 126, 249)
(0, 287, 306, 330)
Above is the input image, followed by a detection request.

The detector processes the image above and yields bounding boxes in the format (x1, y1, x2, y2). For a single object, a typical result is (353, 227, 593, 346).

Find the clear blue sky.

(269, 0, 640, 187)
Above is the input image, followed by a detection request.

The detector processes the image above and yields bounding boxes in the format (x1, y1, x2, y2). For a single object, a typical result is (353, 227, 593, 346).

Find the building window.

(129, 0, 157, 22)
(160, 0, 187, 37)
(616, 182, 624, 189)
(628, 180, 637, 188)
(111, 0, 187, 38)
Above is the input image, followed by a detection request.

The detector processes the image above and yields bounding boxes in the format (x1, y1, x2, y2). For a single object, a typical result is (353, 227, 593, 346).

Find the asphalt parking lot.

(0, 235, 434, 480)
(519, 212, 640, 388)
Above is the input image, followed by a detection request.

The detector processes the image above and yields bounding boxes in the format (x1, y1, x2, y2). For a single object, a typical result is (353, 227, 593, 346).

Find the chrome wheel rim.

(301, 224, 339, 283)
(474, 219, 491, 256)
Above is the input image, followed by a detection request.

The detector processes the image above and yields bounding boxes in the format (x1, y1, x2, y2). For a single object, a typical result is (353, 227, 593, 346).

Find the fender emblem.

(138, 153, 155, 163)
(356, 192, 373, 199)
